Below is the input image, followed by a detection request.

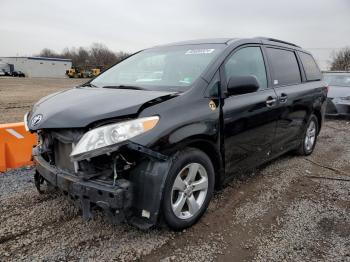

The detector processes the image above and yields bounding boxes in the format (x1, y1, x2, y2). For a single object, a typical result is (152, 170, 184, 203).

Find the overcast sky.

(1, 0, 349, 69)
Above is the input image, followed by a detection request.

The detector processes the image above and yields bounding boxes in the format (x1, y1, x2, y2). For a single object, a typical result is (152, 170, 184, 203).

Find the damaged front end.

(33, 127, 170, 229)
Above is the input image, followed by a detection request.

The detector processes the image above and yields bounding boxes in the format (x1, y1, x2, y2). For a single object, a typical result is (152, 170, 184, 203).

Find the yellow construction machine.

(66, 67, 101, 78)
(91, 68, 101, 77)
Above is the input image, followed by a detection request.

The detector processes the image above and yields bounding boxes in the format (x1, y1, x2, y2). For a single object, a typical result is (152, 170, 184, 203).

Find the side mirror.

(227, 75, 260, 96)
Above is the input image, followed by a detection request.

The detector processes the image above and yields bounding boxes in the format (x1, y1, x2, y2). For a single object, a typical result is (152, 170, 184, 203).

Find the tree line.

(331, 47, 350, 71)
(37, 43, 130, 69)
(37, 43, 350, 71)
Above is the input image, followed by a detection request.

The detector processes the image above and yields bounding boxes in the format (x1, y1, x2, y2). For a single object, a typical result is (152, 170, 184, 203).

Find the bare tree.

(330, 47, 350, 71)
(76, 47, 90, 68)
(90, 43, 118, 68)
(38, 48, 59, 58)
(36, 43, 130, 70)
(115, 51, 131, 63)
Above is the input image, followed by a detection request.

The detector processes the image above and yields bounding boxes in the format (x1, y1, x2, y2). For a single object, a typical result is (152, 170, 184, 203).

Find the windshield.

(90, 44, 225, 92)
(323, 74, 350, 87)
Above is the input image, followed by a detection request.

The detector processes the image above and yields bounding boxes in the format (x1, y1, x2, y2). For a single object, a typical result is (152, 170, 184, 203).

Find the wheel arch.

(171, 137, 224, 189)
(313, 109, 322, 134)
(127, 136, 223, 228)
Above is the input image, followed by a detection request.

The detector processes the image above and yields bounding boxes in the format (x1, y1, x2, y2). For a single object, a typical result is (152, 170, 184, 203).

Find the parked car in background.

(12, 70, 25, 77)
(324, 72, 350, 117)
(25, 37, 327, 230)
(0, 62, 11, 76)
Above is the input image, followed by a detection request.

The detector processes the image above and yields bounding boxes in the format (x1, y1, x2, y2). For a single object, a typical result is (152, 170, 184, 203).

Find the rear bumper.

(34, 155, 133, 223)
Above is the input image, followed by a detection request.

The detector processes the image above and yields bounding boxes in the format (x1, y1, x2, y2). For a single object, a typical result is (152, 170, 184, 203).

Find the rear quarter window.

(299, 52, 322, 81)
(266, 48, 301, 86)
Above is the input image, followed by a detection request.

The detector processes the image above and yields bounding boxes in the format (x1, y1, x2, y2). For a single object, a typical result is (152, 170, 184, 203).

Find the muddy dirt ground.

(0, 78, 350, 261)
(0, 77, 85, 124)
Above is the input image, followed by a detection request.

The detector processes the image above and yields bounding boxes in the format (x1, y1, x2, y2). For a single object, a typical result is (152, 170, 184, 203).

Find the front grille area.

(53, 140, 75, 172)
(38, 129, 115, 179)
(37, 128, 134, 181)
(37, 129, 84, 173)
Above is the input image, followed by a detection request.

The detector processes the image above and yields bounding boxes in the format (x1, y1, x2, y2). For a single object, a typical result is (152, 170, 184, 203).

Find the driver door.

(221, 46, 279, 177)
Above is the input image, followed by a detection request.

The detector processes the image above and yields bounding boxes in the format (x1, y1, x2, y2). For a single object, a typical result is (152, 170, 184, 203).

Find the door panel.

(264, 47, 314, 154)
(272, 82, 321, 154)
(223, 90, 279, 176)
(221, 45, 278, 177)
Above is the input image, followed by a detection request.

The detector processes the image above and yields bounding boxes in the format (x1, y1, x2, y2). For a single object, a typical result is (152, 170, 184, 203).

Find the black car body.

(26, 37, 327, 230)
(324, 72, 350, 117)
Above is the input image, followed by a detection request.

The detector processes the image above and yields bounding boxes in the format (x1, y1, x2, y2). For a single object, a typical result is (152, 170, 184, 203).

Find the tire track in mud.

(143, 155, 308, 262)
(0, 194, 78, 248)
(253, 170, 350, 261)
(143, 120, 350, 261)
(0, 190, 173, 261)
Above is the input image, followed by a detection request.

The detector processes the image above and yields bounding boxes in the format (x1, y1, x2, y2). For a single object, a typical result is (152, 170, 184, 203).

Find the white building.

(0, 57, 72, 78)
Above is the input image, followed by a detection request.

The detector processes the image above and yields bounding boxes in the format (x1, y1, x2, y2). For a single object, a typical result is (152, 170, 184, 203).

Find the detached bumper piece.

(34, 155, 133, 224)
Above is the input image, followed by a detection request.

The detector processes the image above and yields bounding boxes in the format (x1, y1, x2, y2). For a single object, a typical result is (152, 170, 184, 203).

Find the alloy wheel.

(171, 163, 208, 219)
(304, 120, 316, 151)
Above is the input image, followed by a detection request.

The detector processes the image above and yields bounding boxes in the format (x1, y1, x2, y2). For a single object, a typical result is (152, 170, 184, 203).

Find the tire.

(162, 148, 215, 230)
(296, 114, 319, 156)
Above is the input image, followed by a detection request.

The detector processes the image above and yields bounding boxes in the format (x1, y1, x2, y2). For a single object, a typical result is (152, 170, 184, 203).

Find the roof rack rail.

(256, 37, 301, 48)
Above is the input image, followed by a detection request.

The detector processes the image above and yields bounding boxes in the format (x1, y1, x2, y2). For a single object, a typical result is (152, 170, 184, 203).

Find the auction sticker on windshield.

(185, 49, 215, 55)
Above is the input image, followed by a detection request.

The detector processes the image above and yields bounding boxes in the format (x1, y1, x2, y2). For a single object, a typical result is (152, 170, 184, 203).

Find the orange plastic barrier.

(0, 122, 36, 172)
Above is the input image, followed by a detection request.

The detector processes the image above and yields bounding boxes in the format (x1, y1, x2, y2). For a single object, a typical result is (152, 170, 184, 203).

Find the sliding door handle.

(279, 93, 288, 103)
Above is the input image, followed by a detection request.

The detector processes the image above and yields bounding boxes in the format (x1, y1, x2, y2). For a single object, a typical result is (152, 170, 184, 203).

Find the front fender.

(128, 157, 174, 229)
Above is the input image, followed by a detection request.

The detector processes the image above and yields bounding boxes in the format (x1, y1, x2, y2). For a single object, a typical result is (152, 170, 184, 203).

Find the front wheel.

(297, 114, 319, 155)
(162, 148, 215, 230)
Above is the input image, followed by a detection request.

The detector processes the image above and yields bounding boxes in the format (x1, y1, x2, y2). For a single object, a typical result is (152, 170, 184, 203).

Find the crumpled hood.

(28, 87, 176, 130)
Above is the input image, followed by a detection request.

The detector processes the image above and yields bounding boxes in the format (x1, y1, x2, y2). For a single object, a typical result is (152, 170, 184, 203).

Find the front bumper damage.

(33, 130, 172, 229)
(34, 154, 133, 224)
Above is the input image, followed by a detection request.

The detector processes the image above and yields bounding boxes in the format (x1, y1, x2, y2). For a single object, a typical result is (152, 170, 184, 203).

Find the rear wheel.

(162, 148, 215, 230)
(297, 114, 318, 155)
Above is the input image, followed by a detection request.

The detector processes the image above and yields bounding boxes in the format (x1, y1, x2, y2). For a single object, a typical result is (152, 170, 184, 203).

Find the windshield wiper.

(102, 85, 147, 90)
(81, 83, 99, 88)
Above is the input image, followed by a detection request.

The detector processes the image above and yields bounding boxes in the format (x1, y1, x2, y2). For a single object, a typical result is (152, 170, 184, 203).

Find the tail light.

(325, 85, 329, 93)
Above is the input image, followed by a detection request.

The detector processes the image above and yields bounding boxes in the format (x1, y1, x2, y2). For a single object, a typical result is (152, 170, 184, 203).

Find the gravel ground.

(1, 120, 349, 261)
(0, 167, 34, 198)
(0, 77, 349, 261)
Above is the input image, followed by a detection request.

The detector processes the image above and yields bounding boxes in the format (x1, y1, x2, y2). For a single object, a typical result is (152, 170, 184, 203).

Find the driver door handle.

(266, 97, 277, 107)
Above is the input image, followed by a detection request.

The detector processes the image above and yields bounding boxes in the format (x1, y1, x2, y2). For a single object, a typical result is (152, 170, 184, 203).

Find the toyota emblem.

(31, 114, 43, 126)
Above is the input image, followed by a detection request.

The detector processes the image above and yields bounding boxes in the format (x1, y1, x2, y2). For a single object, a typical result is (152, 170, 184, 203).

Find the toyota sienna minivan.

(25, 37, 327, 230)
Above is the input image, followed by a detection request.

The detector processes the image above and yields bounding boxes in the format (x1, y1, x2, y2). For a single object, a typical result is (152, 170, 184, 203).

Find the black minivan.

(26, 37, 327, 230)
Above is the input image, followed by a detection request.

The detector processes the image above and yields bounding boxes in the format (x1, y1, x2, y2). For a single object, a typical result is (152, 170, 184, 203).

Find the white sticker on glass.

(185, 49, 215, 55)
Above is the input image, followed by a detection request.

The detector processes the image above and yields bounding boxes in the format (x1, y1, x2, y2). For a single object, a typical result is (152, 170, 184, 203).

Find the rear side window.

(266, 48, 301, 86)
(299, 52, 322, 81)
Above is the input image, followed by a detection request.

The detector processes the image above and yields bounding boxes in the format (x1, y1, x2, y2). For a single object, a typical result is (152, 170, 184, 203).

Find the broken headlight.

(70, 116, 159, 158)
